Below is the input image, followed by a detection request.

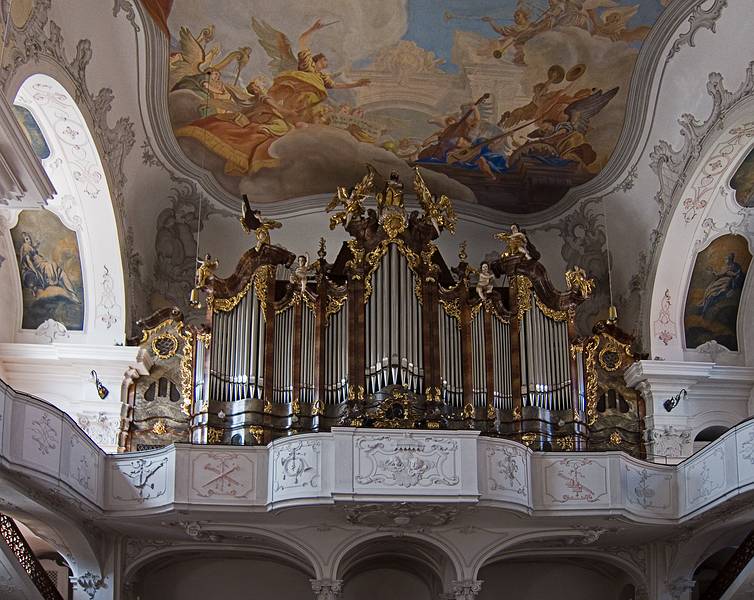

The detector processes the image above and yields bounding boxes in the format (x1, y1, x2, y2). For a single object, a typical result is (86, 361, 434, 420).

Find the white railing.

(2, 378, 753, 520)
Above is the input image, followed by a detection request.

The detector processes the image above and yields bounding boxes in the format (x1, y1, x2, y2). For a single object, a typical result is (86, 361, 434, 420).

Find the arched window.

(3, 73, 125, 344)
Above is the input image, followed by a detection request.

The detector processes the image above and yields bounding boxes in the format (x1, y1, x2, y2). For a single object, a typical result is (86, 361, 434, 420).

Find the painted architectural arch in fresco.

(166, 0, 668, 213)
(683, 235, 752, 351)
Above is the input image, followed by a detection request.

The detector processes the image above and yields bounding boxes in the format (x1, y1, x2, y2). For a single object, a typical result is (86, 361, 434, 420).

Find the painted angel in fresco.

(251, 17, 370, 124)
(18, 232, 80, 303)
(482, 7, 553, 65)
(587, 3, 651, 42)
(169, 25, 252, 104)
(521, 86, 619, 170)
(698, 253, 745, 316)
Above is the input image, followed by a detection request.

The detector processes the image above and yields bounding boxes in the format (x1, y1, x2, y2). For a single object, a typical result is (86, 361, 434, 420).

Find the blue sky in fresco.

(401, 0, 665, 72)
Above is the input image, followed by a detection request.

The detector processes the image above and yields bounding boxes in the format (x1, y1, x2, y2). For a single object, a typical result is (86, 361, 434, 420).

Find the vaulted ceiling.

(0, 0, 751, 355)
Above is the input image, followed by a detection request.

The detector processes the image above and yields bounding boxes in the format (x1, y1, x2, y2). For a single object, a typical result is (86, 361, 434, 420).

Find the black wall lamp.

(663, 388, 686, 413)
(90, 370, 110, 399)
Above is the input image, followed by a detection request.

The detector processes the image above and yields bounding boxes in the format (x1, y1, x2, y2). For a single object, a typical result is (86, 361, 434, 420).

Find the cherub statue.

(240, 194, 282, 250)
(494, 224, 531, 259)
(565, 264, 595, 298)
(289, 254, 313, 295)
(476, 261, 495, 301)
(414, 167, 457, 234)
(326, 165, 375, 230)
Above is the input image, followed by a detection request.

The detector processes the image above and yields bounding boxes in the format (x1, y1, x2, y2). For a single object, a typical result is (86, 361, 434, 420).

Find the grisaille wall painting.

(165, 0, 668, 214)
(730, 147, 754, 208)
(683, 235, 751, 351)
(10, 210, 85, 331)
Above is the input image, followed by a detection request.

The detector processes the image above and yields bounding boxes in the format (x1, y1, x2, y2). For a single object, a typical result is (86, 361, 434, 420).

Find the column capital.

(448, 579, 483, 600)
(311, 578, 343, 600)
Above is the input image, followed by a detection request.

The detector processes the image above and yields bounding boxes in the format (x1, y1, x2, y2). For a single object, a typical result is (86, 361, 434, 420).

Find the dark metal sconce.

(91, 370, 109, 399)
(663, 388, 686, 413)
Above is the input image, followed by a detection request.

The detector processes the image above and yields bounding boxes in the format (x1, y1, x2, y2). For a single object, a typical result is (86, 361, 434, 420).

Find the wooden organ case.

(131, 168, 645, 456)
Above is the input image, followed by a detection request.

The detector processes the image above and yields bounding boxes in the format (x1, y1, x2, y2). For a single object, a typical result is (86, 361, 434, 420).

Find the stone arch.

(649, 94, 754, 364)
(330, 531, 463, 593)
(0, 71, 126, 344)
(124, 533, 323, 585)
(469, 530, 647, 586)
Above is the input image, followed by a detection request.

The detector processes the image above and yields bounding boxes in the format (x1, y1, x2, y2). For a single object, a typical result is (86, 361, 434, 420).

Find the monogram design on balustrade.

(355, 435, 460, 488)
(544, 457, 608, 504)
(112, 457, 168, 503)
(191, 452, 254, 498)
(687, 446, 726, 506)
(486, 445, 528, 498)
(625, 465, 673, 511)
(29, 413, 58, 455)
(273, 440, 321, 492)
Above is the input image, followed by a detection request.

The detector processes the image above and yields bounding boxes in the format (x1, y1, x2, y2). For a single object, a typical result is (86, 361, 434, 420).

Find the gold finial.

(318, 237, 327, 260)
(458, 241, 468, 262)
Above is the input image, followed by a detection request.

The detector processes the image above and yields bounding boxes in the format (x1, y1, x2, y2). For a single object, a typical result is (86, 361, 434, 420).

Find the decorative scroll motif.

(363, 238, 421, 304)
(439, 297, 462, 326)
(571, 336, 599, 425)
(345, 503, 458, 528)
(112, 457, 168, 503)
(544, 457, 608, 503)
(486, 445, 527, 498)
(0, 514, 63, 600)
(687, 446, 726, 505)
(515, 275, 533, 322)
(650, 426, 691, 459)
(625, 465, 672, 510)
(534, 296, 571, 322)
(273, 440, 320, 492)
(653, 288, 676, 346)
(355, 435, 460, 488)
(75, 571, 107, 600)
(96, 265, 119, 329)
(311, 579, 343, 600)
(668, 0, 728, 59)
(30, 414, 58, 455)
(325, 293, 347, 321)
(151, 332, 179, 359)
(741, 431, 754, 465)
(448, 580, 483, 600)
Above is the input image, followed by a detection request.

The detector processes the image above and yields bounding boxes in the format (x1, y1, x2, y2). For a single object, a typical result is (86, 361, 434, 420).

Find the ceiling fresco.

(163, 0, 669, 214)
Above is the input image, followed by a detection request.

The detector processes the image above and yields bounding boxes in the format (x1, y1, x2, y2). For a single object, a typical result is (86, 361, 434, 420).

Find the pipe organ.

(170, 168, 645, 453)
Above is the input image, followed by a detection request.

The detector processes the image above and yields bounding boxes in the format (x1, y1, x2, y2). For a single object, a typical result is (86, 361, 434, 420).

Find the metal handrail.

(0, 513, 64, 600)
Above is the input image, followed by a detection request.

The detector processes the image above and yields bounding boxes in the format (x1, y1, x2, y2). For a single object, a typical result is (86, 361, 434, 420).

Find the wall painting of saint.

(683, 234, 751, 351)
(730, 146, 754, 208)
(10, 209, 85, 331)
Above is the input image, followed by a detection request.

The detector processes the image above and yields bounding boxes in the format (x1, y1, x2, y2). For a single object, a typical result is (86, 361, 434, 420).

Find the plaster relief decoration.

(485, 444, 528, 500)
(190, 452, 254, 499)
(736, 427, 754, 485)
(165, 1, 668, 214)
(29, 412, 58, 455)
(96, 266, 119, 329)
(683, 234, 751, 351)
(66, 434, 98, 495)
(355, 434, 459, 489)
(685, 446, 726, 508)
(22, 406, 61, 472)
(625, 464, 672, 511)
(649, 425, 691, 459)
(273, 439, 320, 493)
(10, 209, 84, 330)
(78, 412, 119, 448)
(111, 457, 168, 503)
(653, 288, 675, 346)
(543, 457, 607, 504)
(35, 318, 69, 342)
(730, 145, 754, 208)
(344, 502, 458, 529)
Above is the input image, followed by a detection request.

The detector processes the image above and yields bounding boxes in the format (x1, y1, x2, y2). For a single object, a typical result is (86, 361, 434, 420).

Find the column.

(311, 578, 343, 600)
